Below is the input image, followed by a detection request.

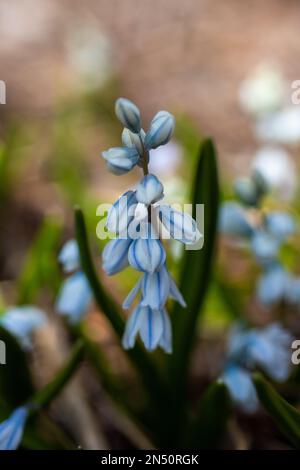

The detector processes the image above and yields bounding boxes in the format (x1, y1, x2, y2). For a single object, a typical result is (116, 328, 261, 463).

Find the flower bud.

(136, 174, 164, 205)
(128, 236, 166, 273)
(58, 239, 80, 273)
(158, 204, 202, 245)
(219, 202, 253, 237)
(102, 147, 139, 175)
(122, 128, 145, 156)
(106, 190, 137, 235)
(115, 98, 141, 133)
(145, 111, 175, 149)
(102, 238, 131, 275)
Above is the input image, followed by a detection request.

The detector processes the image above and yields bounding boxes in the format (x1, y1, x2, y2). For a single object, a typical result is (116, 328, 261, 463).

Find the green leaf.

(31, 340, 84, 409)
(74, 207, 168, 410)
(189, 381, 232, 448)
(253, 372, 300, 449)
(0, 326, 34, 410)
(171, 138, 219, 353)
(17, 217, 63, 305)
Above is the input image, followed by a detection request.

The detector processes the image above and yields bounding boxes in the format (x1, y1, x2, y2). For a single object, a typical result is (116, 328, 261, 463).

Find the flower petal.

(122, 305, 143, 349)
(115, 98, 141, 133)
(158, 204, 202, 245)
(102, 238, 131, 275)
(128, 237, 166, 273)
(122, 277, 142, 309)
(145, 111, 175, 150)
(0, 406, 29, 450)
(106, 190, 137, 236)
(141, 265, 170, 309)
(136, 174, 164, 205)
(139, 307, 163, 351)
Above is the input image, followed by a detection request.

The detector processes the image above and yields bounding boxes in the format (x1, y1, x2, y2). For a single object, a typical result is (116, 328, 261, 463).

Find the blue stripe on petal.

(122, 278, 142, 309)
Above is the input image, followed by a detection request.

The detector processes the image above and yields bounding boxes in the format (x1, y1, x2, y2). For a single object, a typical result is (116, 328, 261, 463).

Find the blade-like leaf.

(0, 326, 34, 410)
(254, 372, 300, 449)
(189, 381, 232, 448)
(167, 139, 219, 443)
(74, 207, 168, 410)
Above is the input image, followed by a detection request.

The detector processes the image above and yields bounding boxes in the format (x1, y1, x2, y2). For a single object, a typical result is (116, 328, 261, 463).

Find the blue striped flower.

(0, 306, 46, 350)
(122, 264, 186, 311)
(122, 305, 172, 353)
(106, 190, 138, 236)
(115, 98, 141, 133)
(102, 147, 140, 175)
(144, 111, 175, 150)
(158, 204, 202, 245)
(128, 237, 165, 274)
(101, 99, 193, 353)
(122, 128, 145, 157)
(102, 238, 132, 275)
(136, 174, 164, 205)
(0, 406, 29, 450)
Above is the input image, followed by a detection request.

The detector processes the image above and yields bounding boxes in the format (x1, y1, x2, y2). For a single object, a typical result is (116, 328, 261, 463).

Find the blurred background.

(1, 0, 300, 450)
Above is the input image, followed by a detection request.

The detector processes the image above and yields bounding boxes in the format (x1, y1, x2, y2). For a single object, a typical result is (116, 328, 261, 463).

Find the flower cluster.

(219, 168, 299, 307)
(220, 323, 293, 412)
(101, 98, 202, 352)
(56, 239, 92, 324)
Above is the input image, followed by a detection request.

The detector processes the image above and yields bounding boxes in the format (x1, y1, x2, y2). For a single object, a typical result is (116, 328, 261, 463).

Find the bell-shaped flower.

(246, 324, 293, 382)
(145, 111, 175, 150)
(122, 305, 172, 353)
(58, 239, 80, 273)
(128, 226, 166, 273)
(102, 147, 139, 175)
(251, 230, 279, 262)
(257, 264, 291, 306)
(219, 202, 253, 238)
(56, 271, 92, 324)
(122, 128, 145, 156)
(158, 204, 202, 245)
(0, 306, 46, 350)
(115, 97, 141, 133)
(122, 264, 186, 311)
(106, 190, 137, 236)
(221, 365, 258, 413)
(136, 174, 164, 205)
(0, 406, 29, 450)
(265, 212, 295, 241)
(102, 238, 132, 275)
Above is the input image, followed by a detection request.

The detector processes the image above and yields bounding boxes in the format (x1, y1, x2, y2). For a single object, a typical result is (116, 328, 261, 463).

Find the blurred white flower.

(239, 64, 286, 117)
(255, 106, 300, 145)
(252, 146, 297, 200)
(66, 26, 113, 92)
